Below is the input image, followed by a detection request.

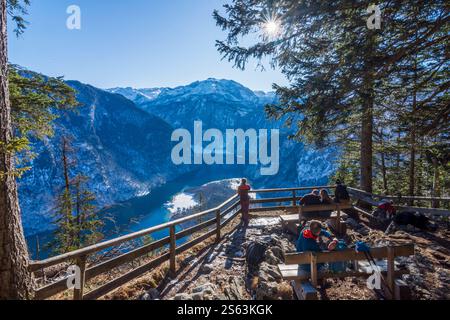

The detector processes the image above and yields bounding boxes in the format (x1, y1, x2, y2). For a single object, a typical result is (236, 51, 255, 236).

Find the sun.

(262, 17, 281, 38)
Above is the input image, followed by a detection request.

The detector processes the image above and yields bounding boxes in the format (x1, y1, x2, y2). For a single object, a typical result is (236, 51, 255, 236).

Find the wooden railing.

(349, 187, 450, 204)
(29, 185, 337, 300)
(29, 183, 449, 300)
(349, 187, 450, 217)
(29, 194, 241, 300)
(248, 185, 336, 211)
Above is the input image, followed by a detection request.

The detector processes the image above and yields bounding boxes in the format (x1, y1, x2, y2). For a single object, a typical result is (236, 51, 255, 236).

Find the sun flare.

(264, 19, 281, 37)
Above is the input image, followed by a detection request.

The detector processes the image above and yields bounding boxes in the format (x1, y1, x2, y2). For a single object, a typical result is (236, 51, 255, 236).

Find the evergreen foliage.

(214, 0, 449, 199)
(50, 137, 104, 255)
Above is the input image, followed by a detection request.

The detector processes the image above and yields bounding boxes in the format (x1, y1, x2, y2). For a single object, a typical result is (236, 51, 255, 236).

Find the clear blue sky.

(8, 0, 288, 91)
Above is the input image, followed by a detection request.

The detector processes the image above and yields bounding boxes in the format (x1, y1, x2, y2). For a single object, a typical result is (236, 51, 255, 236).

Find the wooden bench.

(280, 203, 352, 236)
(278, 244, 415, 300)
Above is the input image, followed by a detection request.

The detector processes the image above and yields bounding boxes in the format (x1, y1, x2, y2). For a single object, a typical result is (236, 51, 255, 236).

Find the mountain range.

(18, 77, 337, 237)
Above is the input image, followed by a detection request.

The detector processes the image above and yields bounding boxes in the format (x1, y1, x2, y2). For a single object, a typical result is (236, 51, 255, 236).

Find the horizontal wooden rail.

(300, 203, 351, 213)
(249, 185, 335, 194)
(348, 187, 450, 203)
(397, 206, 450, 217)
(36, 183, 434, 300)
(353, 206, 377, 219)
(250, 197, 296, 204)
(29, 194, 240, 271)
(31, 195, 241, 300)
(283, 243, 415, 295)
(249, 205, 293, 213)
(285, 244, 415, 265)
(83, 252, 171, 300)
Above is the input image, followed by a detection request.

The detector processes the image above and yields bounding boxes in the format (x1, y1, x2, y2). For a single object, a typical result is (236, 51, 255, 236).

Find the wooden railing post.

(73, 255, 87, 300)
(216, 209, 221, 242)
(310, 252, 318, 287)
(292, 190, 297, 207)
(336, 205, 341, 235)
(169, 226, 176, 274)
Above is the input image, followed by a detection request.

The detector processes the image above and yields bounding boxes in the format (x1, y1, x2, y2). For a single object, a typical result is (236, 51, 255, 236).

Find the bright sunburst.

(261, 14, 282, 39)
(265, 20, 280, 36)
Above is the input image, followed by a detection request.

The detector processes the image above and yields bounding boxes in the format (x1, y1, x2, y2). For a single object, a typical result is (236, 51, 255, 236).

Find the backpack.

(329, 241, 348, 273)
(335, 184, 350, 202)
(394, 211, 429, 230)
(246, 241, 268, 270)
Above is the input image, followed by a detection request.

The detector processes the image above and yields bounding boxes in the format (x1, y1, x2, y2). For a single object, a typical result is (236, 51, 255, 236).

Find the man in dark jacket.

(300, 189, 322, 206)
(334, 180, 350, 204)
(296, 221, 338, 272)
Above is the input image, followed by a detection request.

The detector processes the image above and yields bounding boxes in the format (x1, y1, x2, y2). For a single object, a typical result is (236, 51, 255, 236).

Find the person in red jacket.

(376, 200, 397, 220)
(237, 179, 251, 226)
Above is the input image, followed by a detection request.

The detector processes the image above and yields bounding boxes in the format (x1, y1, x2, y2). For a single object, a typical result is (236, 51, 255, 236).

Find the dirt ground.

(103, 209, 449, 301)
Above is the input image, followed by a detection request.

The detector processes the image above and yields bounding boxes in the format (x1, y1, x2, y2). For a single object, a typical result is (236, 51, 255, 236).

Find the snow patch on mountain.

(166, 193, 198, 215)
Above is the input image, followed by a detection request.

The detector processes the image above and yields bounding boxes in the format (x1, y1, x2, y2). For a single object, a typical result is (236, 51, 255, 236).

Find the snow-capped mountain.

(19, 77, 337, 237)
(111, 79, 337, 189)
(18, 82, 180, 236)
(107, 87, 169, 105)
(123, 78, 277, 130)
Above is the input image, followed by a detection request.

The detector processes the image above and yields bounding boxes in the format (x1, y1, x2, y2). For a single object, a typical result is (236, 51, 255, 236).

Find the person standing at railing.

(237, 178, 251, 227)
(334, 179, 351, 204)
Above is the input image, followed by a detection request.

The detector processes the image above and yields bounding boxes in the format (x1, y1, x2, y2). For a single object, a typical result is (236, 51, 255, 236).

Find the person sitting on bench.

(320, 189, 333, 205)
(317, 189, 334, 218)
(300, 189, 322, 206)
(296, 221, 339, 272)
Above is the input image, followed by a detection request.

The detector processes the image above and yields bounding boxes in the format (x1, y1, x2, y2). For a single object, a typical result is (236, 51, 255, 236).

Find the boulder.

(140, 288, 159, 300)
(255, 281, 280, 300)
(192, 283, 216, 294)
(264, 250, 282, 265)
(174, 293, 192, 300)
(192, 292, 204, 300)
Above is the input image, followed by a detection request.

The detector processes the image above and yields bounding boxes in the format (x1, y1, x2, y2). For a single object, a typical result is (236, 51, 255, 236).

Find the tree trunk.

(360, 33, 375, 194)
(432, 159, 440, 209)
(379, 129, 389, 193)
(62, 137, 70, 194)
(381, 150, 388, 193)
(408, 58, 418, 206)
(0, 0, 33, 299)
(361, 101, 373, 194)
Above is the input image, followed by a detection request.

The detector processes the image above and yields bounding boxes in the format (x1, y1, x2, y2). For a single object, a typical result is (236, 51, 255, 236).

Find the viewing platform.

(28, 185, 450, 300)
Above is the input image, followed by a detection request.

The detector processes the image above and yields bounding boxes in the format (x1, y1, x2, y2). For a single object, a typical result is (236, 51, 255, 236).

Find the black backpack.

(394, 211, 429, 230)
(335, 184, 350, 202)
(246, 241, 268, 269)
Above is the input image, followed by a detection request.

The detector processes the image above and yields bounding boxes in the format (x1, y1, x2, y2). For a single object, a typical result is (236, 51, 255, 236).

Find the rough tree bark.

(408, 55, 419, 206)
(360, 33, 376, 195)
(0, 0, 33, 300)
(432, 158, 441, 209)
(360, 98, 373, 194)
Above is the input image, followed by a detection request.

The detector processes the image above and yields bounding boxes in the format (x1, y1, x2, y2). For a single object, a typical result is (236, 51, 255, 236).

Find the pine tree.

(51, 138, 103, 255)
(0, 0, 32, 300)
(195, 192, 207, 224)
(1, 1, 77, 298)
(214, 0, 448, 196)
(8, 66, 78, 172)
